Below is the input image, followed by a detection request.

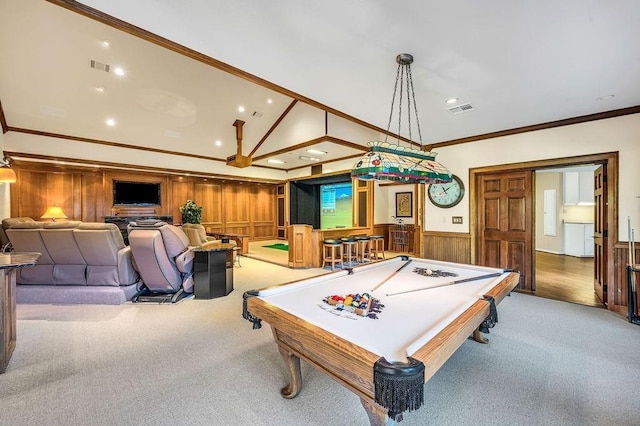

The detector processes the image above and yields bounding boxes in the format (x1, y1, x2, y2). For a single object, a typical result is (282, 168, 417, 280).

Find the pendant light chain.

(406, 63, 423, 147)
(384, 62, 403, 144)
(383, 54, 423, 148)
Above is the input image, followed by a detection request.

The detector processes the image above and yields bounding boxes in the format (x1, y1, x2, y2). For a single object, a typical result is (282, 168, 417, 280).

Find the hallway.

(534, 251, 604, 308)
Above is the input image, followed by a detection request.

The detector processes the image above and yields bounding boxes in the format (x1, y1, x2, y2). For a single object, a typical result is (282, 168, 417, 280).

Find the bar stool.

(322, 239, 343, 271)
(369, 234, 385, 261)
(355, 235, 371, 263)
(341, 237, 358, 267)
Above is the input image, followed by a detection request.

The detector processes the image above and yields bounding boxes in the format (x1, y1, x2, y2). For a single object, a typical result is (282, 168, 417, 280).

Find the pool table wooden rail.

(245, 270, 520, 426)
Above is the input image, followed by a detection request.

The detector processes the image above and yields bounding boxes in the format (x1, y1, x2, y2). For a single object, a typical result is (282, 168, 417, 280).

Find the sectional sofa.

(4, 220, 141, 304)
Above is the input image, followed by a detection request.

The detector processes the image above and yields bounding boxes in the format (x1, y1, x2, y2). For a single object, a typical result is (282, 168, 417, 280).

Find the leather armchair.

(181, 223, 217, 247)
(181, 223, 238, 263)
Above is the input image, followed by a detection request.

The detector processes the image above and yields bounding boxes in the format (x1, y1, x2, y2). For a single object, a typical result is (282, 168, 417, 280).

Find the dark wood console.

(104, 215, 173, 244)
(1, 252, 40, 373)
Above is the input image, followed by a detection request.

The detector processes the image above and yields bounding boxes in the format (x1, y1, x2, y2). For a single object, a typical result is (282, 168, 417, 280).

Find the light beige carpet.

(1, 257, 639, 425)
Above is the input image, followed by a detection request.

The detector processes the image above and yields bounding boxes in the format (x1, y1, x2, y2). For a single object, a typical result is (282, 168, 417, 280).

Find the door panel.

(484, 240, 501, 266)
(508, 197, 526, 230)
(477, 170, 533, 290)
(507, 241, 525, 273)
(594, 165, 607, 304)
(485, 199, 500, 229)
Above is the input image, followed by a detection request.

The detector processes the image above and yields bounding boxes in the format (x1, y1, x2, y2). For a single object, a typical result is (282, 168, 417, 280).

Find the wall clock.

(428, 175, 465, 208)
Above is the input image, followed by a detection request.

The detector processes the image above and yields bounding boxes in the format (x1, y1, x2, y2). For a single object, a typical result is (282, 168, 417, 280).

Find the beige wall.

(535, 172, 563, 253)
(4, 112, 640, 237)
(423, 113, 640, 240)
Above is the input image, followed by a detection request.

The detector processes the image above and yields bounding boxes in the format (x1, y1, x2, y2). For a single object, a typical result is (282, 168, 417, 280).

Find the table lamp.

(41, 206, 68, 221)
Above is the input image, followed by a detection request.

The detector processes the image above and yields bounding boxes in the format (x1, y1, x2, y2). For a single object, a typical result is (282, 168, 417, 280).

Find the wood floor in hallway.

(534, 251, 605, 308)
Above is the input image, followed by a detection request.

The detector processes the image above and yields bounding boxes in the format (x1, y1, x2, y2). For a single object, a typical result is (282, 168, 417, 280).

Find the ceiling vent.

(89, 59, 110, 73)
(447, 103, 474, 114)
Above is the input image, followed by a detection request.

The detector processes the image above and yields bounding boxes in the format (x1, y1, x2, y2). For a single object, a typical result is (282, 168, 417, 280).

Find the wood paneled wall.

(10, 165, 104, 222)
(613, 242, 640, 315)
(423, 231, 472, 264)
(8, 161, 278, 241)
(423, 231, 634, 314)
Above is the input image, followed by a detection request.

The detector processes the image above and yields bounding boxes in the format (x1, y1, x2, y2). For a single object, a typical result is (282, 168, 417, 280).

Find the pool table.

(243, 256, 519, 425)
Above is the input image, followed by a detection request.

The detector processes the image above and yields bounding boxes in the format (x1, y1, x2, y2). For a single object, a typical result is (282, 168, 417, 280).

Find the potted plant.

(179, 199, 202, 224)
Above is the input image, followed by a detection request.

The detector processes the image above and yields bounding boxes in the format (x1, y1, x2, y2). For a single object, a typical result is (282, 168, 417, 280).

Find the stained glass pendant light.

(351, 54, 451, 184)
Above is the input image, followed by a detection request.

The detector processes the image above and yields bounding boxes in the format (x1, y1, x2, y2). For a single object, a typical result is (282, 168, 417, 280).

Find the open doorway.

(534, 165, 604, 307)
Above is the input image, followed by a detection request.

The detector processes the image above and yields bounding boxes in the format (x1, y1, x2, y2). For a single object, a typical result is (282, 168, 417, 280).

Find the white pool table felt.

(257, 257, 510, 363)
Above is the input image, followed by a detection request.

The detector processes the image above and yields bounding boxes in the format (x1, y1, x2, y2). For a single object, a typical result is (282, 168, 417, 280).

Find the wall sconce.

(41, 206, 68, 222)
(0, 156, 17, 183)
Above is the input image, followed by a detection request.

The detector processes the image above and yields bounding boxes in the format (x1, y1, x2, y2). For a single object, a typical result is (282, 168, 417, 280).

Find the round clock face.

(428, 175, 465, 208)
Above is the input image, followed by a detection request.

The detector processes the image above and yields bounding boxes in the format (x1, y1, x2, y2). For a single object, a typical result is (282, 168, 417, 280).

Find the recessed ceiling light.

(101, 40, 110, 47)
(268, 159, 286, 164)
(306, 149, 327, 155)
(238, 106, 245, 112)
(106, 118, 116, 126)
(445, 97, 458, 104)
(299, 155, 320, 162)
(95, 86, 105, 93)
(113, 67, 125, 76)
(267, 99, 273, 104)
(215, 140, 222, 147)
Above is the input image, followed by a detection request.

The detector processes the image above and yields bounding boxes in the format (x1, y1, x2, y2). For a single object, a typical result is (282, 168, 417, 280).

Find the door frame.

(469, 151, 618, 309)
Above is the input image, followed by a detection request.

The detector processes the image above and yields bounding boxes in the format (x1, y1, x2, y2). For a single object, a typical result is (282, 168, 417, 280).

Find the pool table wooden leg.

(278, 346, 302, 398)
(472, 327, 489, 344)
(360, 397, 388, 426)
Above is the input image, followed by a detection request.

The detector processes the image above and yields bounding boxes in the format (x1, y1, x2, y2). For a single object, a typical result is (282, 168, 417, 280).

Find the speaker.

(311, 164, 322, 175)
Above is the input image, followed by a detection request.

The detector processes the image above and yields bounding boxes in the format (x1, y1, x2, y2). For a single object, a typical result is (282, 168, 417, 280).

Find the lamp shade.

(351, 141, 451, 184)
(41, 206, 68, 221)
(0, 167, 16, 183)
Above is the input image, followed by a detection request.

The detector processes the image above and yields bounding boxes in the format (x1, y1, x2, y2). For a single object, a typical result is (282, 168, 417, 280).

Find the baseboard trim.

(535, 249, 564, 255)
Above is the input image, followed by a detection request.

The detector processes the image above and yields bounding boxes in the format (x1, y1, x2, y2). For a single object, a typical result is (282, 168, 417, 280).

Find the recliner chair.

(181, 223, 217, 246)
(127, 221, 194, 303)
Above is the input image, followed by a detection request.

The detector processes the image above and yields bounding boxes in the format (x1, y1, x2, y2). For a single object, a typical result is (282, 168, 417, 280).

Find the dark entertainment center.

(106, 179, 170, 244)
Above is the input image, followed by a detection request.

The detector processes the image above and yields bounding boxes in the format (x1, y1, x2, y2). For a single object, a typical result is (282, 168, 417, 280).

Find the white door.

(543, 189, 557, 236)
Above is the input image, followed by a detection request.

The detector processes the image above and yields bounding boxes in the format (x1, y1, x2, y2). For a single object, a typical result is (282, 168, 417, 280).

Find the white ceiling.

(1, 0, 639, 176)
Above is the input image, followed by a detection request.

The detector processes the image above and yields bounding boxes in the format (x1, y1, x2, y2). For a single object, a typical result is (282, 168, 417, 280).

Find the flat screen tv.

(319, 182, 352, 229)
(113, 181, 161, 206)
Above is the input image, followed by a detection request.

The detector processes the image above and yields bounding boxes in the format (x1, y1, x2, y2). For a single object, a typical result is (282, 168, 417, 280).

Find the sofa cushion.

(7, 222, 45, 229)
(38, 223, 87, 285)
(1, 217, 36, 247)
(74, 223, 136, 286)
(43, 221, 82, 229)
(53, 265, 87, 285)
(6, 224, 51, 263)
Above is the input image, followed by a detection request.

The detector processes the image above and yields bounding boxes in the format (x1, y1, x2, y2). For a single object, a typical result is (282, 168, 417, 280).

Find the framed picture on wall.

(395, 192, 413, 217)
